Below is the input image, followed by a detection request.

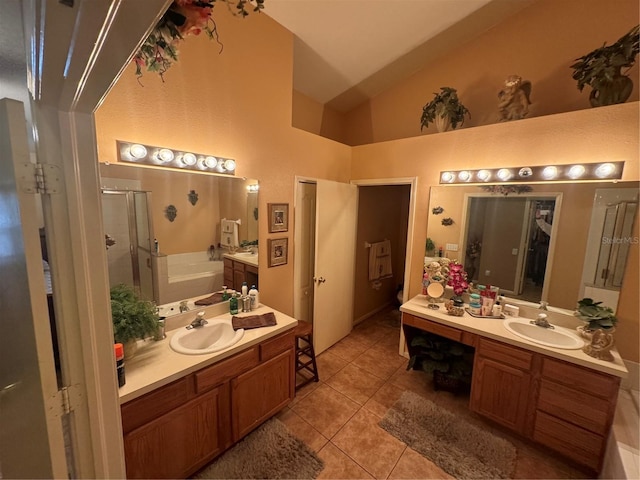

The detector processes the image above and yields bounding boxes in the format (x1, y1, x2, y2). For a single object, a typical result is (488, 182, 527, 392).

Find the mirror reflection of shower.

(101, 189, 155, 301)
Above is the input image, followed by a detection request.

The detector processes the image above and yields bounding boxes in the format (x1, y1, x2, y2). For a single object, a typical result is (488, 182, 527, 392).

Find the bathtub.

(602, 360, 639, 479)
(157, 252, 224, 304)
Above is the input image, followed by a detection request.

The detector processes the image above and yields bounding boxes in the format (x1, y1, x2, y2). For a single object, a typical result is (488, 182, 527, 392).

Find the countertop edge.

(401, 296, 628, 378)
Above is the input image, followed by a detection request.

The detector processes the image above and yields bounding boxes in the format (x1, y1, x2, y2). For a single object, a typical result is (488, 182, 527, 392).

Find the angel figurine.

(498, 75, 532, 121)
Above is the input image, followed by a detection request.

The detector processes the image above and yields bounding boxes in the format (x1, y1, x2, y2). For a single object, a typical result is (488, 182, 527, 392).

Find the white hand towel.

(220, 218, 240, 247)
(368, 240, 393, 281)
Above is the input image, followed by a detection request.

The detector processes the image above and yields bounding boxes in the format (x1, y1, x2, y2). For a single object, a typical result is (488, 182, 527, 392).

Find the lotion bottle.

(248, 285, 259, 310)
(241, 281, 248, 297)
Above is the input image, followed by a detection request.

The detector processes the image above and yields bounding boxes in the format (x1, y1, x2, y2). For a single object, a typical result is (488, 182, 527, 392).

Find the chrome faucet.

(530, 313, 554, 329)
(539, 301, 548, 311)
(179, 300, 189, 313)
(187, 311, 208, 329)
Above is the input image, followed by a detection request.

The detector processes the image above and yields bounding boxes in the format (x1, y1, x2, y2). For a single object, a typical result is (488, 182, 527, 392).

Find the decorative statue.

(498, 75, 532, 121)
(582, 329, 615, 361)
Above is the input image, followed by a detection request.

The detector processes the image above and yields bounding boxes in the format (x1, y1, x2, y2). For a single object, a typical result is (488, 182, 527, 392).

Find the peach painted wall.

(292, 90, 347, 144)
(615, 215, 639, 363)
(94, 9, 352, 315)
(344, 0, 640, 145)
(351, 103, 639, 361)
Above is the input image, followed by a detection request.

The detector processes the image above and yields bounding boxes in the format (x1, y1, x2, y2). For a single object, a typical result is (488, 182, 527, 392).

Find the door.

(294, 181, 317, 323)
(0, 99, 68, 477)
(313, 179, 358, 354)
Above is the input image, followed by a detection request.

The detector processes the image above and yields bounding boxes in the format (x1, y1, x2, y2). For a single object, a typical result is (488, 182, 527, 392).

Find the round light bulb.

(568, 165, 585, 179)
(595, 162, 616, 178)
(441, 172, 454, 183)
(477, 170, 491, 182)
(203, 156, 218, 169)
(541, 166, 558, 180)
(156, 148, 174, 163)
(497, 169, 512, 181)
(224, 159, 236, 171)
(129, 144, 147, 159)
(458, 171, 471, 182)
(181, 153, 197, 166)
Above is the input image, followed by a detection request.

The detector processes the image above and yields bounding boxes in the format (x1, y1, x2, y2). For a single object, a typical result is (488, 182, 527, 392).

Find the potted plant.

(574, 297, 618, 336)
(425, 237, 435, 256)
(420, 87, 470, 132)
(570, 24, 639, 107)
(111, 283, 160, 357)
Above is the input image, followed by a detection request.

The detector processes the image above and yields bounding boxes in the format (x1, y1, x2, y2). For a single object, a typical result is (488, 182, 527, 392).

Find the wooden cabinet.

(470, 338, 534, 434)
(401, 312, 621, 474)
(121, 330, 294, 479)
(224, 257, 258, 291)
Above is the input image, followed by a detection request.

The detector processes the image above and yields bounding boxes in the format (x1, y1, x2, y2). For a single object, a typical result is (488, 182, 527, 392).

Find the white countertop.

(119, 305, 297, 404)
(223, 252, 258, 268)
(401, 295, 628, 378)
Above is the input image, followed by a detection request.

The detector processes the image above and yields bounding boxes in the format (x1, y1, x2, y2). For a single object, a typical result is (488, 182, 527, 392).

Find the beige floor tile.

(276, 408, 329, 452)
(326, 363, 386, 405)
(327, 335, 370, 362)
(291, 384, 360, 438)
(353, 344, 406, 380)
(332, 408, 406, 479)
(317, 442, 374, 479)
(316, 350, 349, 381)
(290, 377, 321, 407)
(388, 365, 438, 401)
(363, 382, 405, 418)
(388, 447, 454, 479)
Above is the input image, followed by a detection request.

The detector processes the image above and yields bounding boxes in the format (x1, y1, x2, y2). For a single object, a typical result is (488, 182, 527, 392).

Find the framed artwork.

(268, 237, 288, 267)
(268, 203, 289, 233)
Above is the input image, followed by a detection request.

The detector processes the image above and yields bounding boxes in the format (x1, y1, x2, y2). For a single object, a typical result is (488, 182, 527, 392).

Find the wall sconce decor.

(188, 190, 199, 206)
(439, 161, 624, 184)
(432, 206, 444, 215)
(441, 217, 454, 226)
(117, 140, 236, 175)
(165, 205, 177, 222)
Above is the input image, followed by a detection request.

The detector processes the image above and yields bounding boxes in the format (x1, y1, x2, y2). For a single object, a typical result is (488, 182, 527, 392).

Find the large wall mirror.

(427, 181, 638, 310)
(99, 163, 259, 312)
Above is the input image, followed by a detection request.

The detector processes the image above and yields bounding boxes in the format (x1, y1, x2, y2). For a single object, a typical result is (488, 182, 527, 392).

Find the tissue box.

(503, 304, 520, 317)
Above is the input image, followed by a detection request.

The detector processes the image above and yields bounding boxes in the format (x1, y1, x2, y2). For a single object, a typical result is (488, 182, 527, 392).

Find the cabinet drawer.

(246, 265, 258, 275)
(538, 378, 612, 435)
(477, 338, 532, 371)
(261, 331, 294, 361)
(541, 357, 619, 399)
(402, 313, 462, 342)
(223, 258, 233, 269)
(533, 410, 604, 471)
(121, 377, 190, 433)
(195, 347, 259, 393)
(233, 261, 245, 273)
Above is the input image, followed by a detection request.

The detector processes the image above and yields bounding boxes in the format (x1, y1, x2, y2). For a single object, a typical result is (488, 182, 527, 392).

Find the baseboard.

(354, 301, 395, 326)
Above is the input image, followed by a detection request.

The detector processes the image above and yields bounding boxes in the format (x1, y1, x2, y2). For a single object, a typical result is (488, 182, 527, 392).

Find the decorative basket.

(433, 370, 470, 395)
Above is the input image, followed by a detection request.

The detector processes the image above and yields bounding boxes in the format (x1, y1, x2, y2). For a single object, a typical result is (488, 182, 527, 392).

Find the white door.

(0, 99, 68, 478)
(294, 181, 317, 323)
(313, 179, 358, 354)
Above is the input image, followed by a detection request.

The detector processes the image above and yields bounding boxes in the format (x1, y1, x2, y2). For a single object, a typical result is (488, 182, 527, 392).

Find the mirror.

(99, 163, 259, 314)
(427, 181, 638, 310)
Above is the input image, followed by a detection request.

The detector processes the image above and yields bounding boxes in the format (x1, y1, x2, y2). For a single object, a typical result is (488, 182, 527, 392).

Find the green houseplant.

(574, 298, 618, 331)
(420, 87, 470, 132)
(570, 24, 639, 107)
(111, 284, 160, 353)
(425, 237, 435, 256)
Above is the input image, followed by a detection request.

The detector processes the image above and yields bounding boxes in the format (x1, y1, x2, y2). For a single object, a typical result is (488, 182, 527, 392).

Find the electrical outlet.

(446, 243, 458, 251)
(512, 248, 518, 255)
(485, 270, 491, 276)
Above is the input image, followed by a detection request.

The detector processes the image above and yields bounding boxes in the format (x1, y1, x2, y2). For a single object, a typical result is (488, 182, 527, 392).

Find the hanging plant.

(420, 87, 470, 132)
(134, 0, 266, 80)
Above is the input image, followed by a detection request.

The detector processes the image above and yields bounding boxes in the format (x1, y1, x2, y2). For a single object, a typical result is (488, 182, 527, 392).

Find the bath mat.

(193, 418, 324, 479)
(379, 391, 516, 479)
(232, 312, 277, 330)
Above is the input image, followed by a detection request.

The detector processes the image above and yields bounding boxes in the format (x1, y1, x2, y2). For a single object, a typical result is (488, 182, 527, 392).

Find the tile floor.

(277, 306, 591, 479)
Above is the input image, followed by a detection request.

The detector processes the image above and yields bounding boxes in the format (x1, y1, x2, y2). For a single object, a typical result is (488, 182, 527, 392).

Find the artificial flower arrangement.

(134, 0, 265, 80)
(447, 261, 469, 298)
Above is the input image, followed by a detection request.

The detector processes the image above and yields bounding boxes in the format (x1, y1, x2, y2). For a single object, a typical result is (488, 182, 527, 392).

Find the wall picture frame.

(268, 237, 288, 267)
(268, 203, 289, 233)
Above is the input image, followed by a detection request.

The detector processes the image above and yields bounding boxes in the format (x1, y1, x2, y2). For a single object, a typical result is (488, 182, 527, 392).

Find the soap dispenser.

(248, 285, 259, 310)
(229, 291, 239, 315)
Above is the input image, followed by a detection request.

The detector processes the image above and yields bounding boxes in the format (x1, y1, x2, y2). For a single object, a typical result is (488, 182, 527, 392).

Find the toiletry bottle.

(222, 285, 229, 301)
(438, 246, 443, 257)
(229, 292, 239, 315)
(241, 281, 248, 297)
(248, 285, 259, 310)
(114, 343, 125, 387)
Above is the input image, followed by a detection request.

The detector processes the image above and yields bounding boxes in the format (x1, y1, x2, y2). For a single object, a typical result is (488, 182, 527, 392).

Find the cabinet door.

(231, 348, 294, 441)
(124, 386, 228, 479)
(224, 258, 234, 289)
(470, 356, 531, 433)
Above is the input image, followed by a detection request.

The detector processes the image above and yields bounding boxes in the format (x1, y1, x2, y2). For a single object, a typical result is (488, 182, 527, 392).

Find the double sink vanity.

(118, 303, 297, 479)
(401, 295, 628, 474)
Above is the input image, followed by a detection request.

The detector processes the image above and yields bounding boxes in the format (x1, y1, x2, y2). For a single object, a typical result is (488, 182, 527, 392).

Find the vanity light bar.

(117, 141, 236, 176)
(439, 161, 624, 184)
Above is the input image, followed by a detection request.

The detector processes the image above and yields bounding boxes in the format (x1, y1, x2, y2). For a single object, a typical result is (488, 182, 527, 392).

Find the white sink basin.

(503, 318, 584, 350)
(170, 318, 244, 355)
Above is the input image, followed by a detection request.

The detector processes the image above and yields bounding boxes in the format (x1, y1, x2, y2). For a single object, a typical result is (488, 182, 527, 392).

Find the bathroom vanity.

(223, 253, 259, 291)
(401, 295, 627, 474)
(118, 306, 296, 479)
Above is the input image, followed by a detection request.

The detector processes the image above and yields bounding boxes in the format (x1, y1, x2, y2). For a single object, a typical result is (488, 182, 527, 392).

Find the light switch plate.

(446, 243, 458, 251)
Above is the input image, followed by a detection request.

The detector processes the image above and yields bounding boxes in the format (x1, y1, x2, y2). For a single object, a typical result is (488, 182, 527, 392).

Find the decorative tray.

(465, 308, 505, 320)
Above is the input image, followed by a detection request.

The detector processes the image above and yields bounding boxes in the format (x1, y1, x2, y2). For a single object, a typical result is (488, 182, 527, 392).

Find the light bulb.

(180, 153, 197, 166)
(156, 148, 174, 163)
(203, 156, 218, 169)
(595, 163, 615, 178)
(568, 165, 585, 179)
(441, 172, 454, 183)
(129, 144, 147, 159)
(224, 159, 236, 171)
(541, 166, 558, 180)
(477, 170, 491, 182)
(497, 169, 511, 181)
(458, 171, 471, 182)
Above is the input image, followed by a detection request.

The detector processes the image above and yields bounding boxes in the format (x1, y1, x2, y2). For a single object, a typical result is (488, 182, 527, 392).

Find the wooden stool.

(294, 321, 319, 390)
